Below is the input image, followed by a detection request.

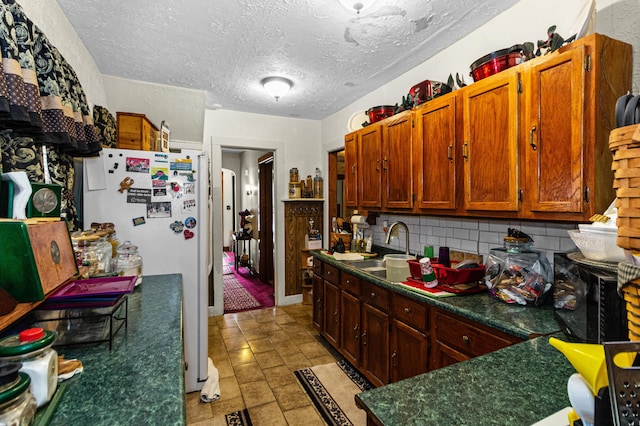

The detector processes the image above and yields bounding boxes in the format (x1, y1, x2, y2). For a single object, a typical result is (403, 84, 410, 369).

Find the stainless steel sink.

(346, 258, 387, 279)
(347, 259, 385, 269)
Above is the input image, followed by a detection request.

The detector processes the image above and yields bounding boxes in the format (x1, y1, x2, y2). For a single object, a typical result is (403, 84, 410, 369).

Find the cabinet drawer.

(392, 294, 428, 332)
(433, 309, 519, 358)
(340, 272, 360, 296)
(313, 258, 323, 276)
(323, 263, 339, 283)
(361, 282, 389, 311)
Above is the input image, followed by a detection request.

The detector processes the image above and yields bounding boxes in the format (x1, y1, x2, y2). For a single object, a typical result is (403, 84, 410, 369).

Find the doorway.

(258, 153, 274, 285)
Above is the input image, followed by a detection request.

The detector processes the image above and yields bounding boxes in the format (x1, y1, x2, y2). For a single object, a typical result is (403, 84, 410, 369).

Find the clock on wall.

(27, 183, 62, 218)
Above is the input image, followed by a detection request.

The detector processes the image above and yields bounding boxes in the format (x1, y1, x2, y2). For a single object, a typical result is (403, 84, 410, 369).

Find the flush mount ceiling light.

(261, 77, 293, 101)
(338, 0, 376, 14)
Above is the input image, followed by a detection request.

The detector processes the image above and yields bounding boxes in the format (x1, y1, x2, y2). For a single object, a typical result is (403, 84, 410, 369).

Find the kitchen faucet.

(385, 221, 410, 255)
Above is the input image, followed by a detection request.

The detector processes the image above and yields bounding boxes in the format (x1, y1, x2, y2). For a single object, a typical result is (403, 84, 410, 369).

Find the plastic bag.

(485, 248, 553, 305)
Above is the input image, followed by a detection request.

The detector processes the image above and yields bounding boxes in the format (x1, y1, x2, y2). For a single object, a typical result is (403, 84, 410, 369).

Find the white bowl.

(567, 229, 625, 263)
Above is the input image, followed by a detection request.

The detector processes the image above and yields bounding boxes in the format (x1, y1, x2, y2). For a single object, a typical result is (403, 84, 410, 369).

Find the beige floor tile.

(272, 382, 311, 411)
(220, 327, 244, 340)
(283, 406, 326, 426)
(224, 336, 250, 351)
(242, 327, 267, 340)
(274, 313, 296, 325)
(233, 362, 265, 384)
(248, 337, 274, 354)
(273, 340, 301, 357)
(247, 401, 287, 426)
(266, 330, 290, 343)
(237, 318, 261, 331)
(280, 352, 311, 371)
(254, 350, 284, 370)
(257, 322, 283, 332)
(212, 358, 234, 379)
(297, 340, 330, 359)
(262, 365, 297, 389)
(210, 395, 246, 417)
(228, 347, 256, 366)
(185, 391, 213, 424)
(308, 354, 337, 366)
(239, 380, 276, 408)
(218, 375, 241, 401)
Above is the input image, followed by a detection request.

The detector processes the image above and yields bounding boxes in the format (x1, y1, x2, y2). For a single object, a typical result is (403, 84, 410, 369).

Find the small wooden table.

(232, 233, 252, 271)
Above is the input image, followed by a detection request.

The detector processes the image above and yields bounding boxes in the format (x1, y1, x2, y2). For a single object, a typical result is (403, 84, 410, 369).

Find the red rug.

(223, 273, 262, 313)
(223, 252, 274, 312)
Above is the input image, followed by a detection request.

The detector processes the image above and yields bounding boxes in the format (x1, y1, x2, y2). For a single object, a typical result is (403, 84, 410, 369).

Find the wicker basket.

(622, 279, 640, 340)
(610, 124, 640, 250)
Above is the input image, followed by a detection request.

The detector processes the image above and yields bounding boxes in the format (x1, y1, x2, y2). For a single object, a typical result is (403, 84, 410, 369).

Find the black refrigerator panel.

(553, 252, 627, 344)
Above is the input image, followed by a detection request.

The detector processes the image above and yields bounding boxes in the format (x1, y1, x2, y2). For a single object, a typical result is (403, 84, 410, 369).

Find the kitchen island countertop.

(38, 274, 185, 426)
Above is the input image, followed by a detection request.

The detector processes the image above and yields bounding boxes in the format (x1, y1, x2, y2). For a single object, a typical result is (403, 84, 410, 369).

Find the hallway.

(223, 251, 274, 313)
(185, 304, 335, 425)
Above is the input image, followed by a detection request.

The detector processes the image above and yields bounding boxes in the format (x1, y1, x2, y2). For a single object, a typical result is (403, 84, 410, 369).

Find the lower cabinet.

(311, 258, 523, 387)
(430, 307, 522, 370)
(361, 302, 389, 387)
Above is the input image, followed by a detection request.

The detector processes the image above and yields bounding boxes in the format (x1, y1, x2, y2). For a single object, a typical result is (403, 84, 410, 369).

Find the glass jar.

(71, 232, 101, 277)
(93, 231, 113, 275)
(114, 241, 143, 286)
(0, 365, 37, 426)
(503, 236, 533, 253)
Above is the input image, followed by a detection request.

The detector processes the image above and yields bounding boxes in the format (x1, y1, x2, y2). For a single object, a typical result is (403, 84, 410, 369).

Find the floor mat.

(225, 408, 252, 426)
(294, 359, 373, 426)
(223, 273, 262, 313)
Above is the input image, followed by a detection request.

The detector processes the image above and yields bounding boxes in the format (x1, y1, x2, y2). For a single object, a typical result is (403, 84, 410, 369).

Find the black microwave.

(553, 252, 628, 344)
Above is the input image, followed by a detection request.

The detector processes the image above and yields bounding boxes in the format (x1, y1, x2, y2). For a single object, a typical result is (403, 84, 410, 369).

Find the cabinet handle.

(352, 164, 356, 175)
(462, 335, 470, 345)
(462, 142, 469, 159)
(447, 144, 453, 162)
(362, 331, 367, 345)
(333, 311, 338, 323)
(529, 125, 537, 150)
(353, 325, 359, 339)
(376, 159, 380, 171)
(383, 158, 388, 171)
(371, 292, 376, 298)
(391, 351, 398, 368)
(404, 307, 411, 314)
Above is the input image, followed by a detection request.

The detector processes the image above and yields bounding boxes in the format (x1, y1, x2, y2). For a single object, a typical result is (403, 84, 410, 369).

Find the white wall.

(204, 109, 321, 312)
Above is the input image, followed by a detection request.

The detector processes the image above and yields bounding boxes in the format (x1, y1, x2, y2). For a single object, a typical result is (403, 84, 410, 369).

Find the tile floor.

(186, 304, 338, 425)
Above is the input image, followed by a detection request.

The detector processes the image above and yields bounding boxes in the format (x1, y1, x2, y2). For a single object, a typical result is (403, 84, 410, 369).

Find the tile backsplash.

(364, 214, 579, 265)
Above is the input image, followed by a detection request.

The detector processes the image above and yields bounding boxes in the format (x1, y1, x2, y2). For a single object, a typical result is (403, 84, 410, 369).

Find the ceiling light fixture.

(261, 77, 293, 101)
(338, 0, 376, 14)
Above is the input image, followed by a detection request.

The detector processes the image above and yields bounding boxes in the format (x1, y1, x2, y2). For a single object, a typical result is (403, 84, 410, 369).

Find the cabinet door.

(340, 291, 361, 367)
(322, 280, 341, 348)
(361, 303, 389, 387)
(359, 124, 383, 208)
(430, 340, 469, 370)
(524, 46, 585, 214)
(390, 319, 428, 382)
(344, 132, 359, 207)
(312, 273, 323, 331)
(383, 111, 413, 209)
(414, 95, 457, 210)
(462, 70, 520, 211)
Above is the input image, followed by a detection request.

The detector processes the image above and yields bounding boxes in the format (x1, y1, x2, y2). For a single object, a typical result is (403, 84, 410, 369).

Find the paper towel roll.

(351, 215, 369, 228)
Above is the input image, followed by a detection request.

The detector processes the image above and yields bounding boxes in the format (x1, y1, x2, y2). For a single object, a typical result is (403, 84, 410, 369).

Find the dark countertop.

(311, 250, 575, 424)
(37, 274, 185, 426)
(311, 250, 561, 339)
(355, 335, 575, 425)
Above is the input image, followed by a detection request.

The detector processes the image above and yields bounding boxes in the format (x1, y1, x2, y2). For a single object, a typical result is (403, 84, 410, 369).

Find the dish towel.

(200, 358, 220, 403)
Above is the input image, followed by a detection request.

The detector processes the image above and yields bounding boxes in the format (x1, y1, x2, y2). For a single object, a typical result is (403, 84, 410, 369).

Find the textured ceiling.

(56, 0, 518, 120)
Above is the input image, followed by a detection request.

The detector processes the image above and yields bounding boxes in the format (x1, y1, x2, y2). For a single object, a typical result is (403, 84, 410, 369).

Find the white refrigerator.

(83, 147, 211, 393)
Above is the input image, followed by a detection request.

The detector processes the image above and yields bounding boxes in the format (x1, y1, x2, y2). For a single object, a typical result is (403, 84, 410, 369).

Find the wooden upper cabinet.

(523, 46, 585, 215)
(344, 131, 359, 207)
(383, 110, 413, 210)
(413, 94, 457, 211)
(462, 69, 520, 212)
(521, 33, 631, 220)
(359, 123, 384, 208)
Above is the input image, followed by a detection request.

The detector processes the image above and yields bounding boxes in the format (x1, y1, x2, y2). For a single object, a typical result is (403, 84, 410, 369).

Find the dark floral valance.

(0, 0, 101, 156)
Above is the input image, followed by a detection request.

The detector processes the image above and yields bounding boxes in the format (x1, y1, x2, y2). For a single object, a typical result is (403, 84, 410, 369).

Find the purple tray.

(48, 276, 137, 300)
